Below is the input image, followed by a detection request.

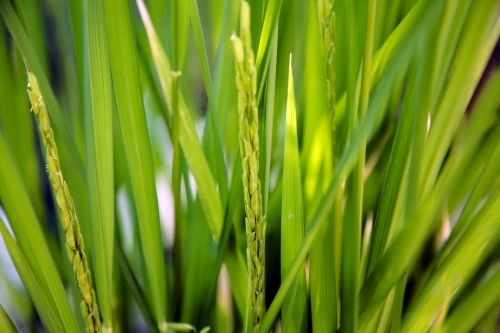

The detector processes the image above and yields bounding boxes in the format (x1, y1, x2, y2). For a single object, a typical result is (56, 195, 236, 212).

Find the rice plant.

(0, 0, 499, 332)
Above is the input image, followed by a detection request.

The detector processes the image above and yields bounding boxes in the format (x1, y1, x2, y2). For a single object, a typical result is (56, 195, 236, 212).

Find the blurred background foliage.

(0, 0, 499, 332)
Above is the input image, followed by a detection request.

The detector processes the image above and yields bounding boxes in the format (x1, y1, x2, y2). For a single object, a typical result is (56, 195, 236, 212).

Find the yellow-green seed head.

(232, 2, 266, 328)
(246, 206, 256, 222)
(251, 194, 261, 217)
(244, 140, 253, 158)
(63, 182, 73, 208)
(46, 154, 58, 178)
(56, 189, 67, 210)
(231, 35, 245, 64)
(65, 244, 74, 261)
(85, 309, 95, 333)
(27, 70, 101, 332)
(78, 233, 85, 251)
(67, 223, 76, 248)
(39, 107, 50, 133)
(60, 208, 71, 230)
(249, 170, 258, 194)
(81, 301, 90, 320)
(240, 1, 251, 33)
(249, 153, 258, 173)
(27, 73, 41, 113)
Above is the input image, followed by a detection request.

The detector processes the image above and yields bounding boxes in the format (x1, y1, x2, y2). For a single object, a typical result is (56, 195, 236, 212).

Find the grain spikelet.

(231, 1, 266, 331)
(27, 72, 102, 333)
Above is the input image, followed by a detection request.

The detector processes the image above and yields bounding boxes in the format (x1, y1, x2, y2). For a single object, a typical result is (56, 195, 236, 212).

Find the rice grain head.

(27, 71, 102, 333)
(231, 1, 266, 331)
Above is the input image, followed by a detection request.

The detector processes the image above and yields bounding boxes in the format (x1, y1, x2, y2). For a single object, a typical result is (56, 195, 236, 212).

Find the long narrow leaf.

(402, 184, 500, 332)
(259, 64, 394, 333)
(255, 0, 282, 70)
(280, 55, 307, 332)
(0, 133, 79, 332)
(114, 242, 157, 331)
(84, 0, 115, 327)
(305, 1, 337, 330)
(421, 0, 500, 194)
(360, 123, 500, 316)
(0, 218, 62, 333)
(0, 0, 84, 178)
(365, 57, 420, 276)
(104, 0, 167, 327)
(136, 0, 224, 241)
(0, 302, 17, 333)
(439, 264, 500, 333)
(186, 0, 229, 201)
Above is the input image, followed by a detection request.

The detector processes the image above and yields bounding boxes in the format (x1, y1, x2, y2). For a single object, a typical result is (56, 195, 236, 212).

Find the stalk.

(231, 1, 266, 331)
(27, 71, 102, 333)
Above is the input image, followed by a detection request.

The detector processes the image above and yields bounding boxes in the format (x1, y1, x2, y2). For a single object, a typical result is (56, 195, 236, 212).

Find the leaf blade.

(105, 0, 167, 327)
(280, 55, 307, 333)
(136, 0, 224, 242)
(0, 133, 79, 332)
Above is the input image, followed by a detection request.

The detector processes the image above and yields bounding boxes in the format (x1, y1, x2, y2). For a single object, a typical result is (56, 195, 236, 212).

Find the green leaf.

(186, 0, 216, 111)
(0, 23, 41, 220)
(84, 0, 115, 326)
(0, 133, 79, 332)
(223, 244, 250, 326)
(303, 2, 337, 331)
(0, 0, 85, 179)
(341, 0, 377, 329)
(199, 327, 211, 333)
(262, 18, 278, 216)
(186, 0, 229, 203)
(255, 0, 282, 71)
(259, 62, 393, 333)
(220, 153, 249, 321)
(365, 57, 421, 277)
(402, 183, 500, 332)
(360, 122, 500, 318)
(0, 302, 17, 333)
(104, 0, 167, 327)
(0, 219, 61, 333)
(165, 322, 197, 332)
(114, 241, 157, 331)
(13, 0, 48, 74)
(136, 0, 224, 242)
(180, 199, 218, 324)
(439, 264, 500, 333)
(421, 0, 500, 195)
(438, 69, 500, 264)
(280, 55, 307, 333)
(171, 72, 183, 321)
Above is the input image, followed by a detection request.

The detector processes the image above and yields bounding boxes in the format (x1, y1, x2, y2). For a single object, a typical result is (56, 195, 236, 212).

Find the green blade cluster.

(27, 72, 102, 333)
(231, 1, 266, 331)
